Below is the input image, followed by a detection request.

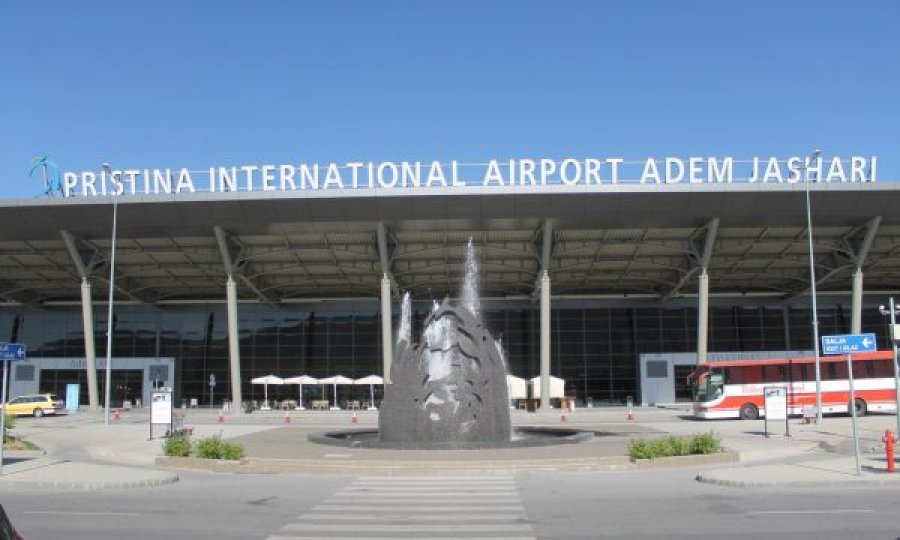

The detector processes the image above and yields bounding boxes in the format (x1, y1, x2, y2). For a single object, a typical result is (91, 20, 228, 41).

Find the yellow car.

(2, 394, 64, 417)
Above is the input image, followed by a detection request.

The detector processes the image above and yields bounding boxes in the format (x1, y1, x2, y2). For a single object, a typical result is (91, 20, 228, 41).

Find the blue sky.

(1, 1, 897, 198)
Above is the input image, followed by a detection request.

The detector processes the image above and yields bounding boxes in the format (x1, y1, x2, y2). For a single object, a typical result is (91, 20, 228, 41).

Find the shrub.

(2, 413, 14, 440)
(628, 433, 722, 460)
(691, 432, 722, 455)
(195, 435, 244, 460)
(162, 434, 191, 457)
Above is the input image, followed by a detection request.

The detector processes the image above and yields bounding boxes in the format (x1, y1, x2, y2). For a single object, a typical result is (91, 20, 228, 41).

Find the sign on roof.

(58, 155, 878, 198)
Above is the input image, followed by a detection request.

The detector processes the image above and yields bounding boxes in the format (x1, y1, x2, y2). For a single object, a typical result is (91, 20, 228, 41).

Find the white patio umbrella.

(318, 375, 354, 410)
(284, 375, 318, 410)
(354, 374, 384, 410)
(250, 375, 284, 409)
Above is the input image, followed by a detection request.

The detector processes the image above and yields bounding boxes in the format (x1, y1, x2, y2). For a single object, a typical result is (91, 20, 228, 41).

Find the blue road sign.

(0, 343, 26, 361)
(821, 333, 877, 355)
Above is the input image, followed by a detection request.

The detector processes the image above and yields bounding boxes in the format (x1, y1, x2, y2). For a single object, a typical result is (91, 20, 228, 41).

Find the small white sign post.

(763, 386, 788, 438)
(150, 390, 173, 440)
(0, 344, 26, 475)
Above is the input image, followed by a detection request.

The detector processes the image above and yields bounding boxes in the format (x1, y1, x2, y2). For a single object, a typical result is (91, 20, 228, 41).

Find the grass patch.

(2, 437, 41, 451)
(628, 433, 722, 460)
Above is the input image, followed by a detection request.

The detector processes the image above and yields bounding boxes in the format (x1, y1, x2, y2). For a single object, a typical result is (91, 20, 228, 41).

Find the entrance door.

(673, 365, 694, 402)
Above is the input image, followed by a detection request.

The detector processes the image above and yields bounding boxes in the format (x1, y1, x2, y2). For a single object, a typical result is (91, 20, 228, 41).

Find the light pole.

(102, 163, 119, 426)
(804, 150, 823, 423)
(878, 299, 900, 438)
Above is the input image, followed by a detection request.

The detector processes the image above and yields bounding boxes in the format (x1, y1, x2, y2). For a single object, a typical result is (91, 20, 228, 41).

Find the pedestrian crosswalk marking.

(265, 473, 535, 540)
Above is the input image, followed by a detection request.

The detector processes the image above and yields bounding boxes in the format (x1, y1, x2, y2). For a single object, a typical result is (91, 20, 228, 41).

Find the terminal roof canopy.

(0, 184, 899, 305)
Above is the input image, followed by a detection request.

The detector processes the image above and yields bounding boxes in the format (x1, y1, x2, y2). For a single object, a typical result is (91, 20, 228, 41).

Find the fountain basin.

(308, 427, 594, 450)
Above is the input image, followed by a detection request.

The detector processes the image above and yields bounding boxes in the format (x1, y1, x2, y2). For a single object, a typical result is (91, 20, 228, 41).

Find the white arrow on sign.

(862, 338, 873, 348)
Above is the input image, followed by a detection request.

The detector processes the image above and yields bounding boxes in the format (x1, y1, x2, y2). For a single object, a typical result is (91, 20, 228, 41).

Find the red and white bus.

(691, 350, 898, 420)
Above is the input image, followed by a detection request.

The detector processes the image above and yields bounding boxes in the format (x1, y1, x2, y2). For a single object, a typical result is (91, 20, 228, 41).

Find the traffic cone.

(217, 411, 224, 423)
(627, 407, 634, 421)
(351, 411, 358, 424)
(284, 411, 291, 424)
(113, 408, 120, 421)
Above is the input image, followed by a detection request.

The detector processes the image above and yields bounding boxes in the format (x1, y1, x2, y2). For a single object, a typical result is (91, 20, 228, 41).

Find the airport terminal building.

(2, 156, 897, 409)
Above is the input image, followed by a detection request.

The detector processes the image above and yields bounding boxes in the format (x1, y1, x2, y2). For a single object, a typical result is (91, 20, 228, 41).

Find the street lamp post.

(102, 164, 119, 426)
(878, 298, 900, 438)
(804, 150, 823, 423)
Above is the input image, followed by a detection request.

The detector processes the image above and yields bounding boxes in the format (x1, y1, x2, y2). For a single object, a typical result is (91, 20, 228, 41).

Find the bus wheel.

(739, 403, 759, 420)
(852, 398, 867, 417)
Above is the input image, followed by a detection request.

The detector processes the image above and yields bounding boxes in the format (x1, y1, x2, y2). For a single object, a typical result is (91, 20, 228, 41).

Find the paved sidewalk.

(0, 406, 897, 489)
(0, 453, 177, 490)
(697, 454, 900, 488)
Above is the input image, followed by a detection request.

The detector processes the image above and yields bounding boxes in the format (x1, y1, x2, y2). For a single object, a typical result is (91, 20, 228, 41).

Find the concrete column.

(697, 269, 709, 365)
(381, 274, 393, 384)
(80, 279, 99, 410)
(226, 276, 242, 410)
(851, 267, 863, 334)
(540, 271, 551, 410)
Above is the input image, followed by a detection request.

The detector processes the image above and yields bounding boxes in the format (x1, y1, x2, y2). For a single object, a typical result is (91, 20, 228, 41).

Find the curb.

(156, 455, 635, 474)
(695, 472, 900, 488)
(632, 450, 739, 470)
(0, 475, 179, 490)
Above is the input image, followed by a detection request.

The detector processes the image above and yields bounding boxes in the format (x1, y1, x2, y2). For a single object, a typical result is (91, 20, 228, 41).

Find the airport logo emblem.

(30, 154, 63, 197)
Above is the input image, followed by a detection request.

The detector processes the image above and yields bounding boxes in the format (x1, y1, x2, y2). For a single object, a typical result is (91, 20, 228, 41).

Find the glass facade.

(1, 300, 888, 406)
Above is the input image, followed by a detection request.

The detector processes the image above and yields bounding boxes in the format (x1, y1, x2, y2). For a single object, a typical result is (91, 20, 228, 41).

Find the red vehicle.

(692, 350, 898, 419)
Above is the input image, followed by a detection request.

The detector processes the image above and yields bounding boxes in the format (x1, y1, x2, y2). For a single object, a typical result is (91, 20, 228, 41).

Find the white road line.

(312, 504, 525, 512)
(353, 478, 515, 486)
(342, 485, 517, 491)
(324, 498, 522, 505)
(331, 491, 517, 498)
(23, 511, 141, 516)
(298, 513, 526, 521)
(748, 509, 874, 515)
(356, 475, 514, 481)
(282, 523, 534, 532)
(267, 536, 535, 540)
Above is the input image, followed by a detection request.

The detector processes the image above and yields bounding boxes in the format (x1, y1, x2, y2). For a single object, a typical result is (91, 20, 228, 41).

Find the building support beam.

(851, 268, 863, 334)
(662, 217, 719, 301)
(226, 275, 242, 411)
(381, 274, 393, 384)
(216, 226, 245, 411)
(376, 222, 400, 298)
(80, 279, 100, 410)
(62, 230, 103, 411)
(694, 218, 718, 365)
(697, 269, 710, 365)
(847, 216, 880, 334)
(540, 271, 551, 410)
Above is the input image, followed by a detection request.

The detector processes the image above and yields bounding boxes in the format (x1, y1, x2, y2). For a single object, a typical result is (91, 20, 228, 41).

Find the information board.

(764, 386, 787, 420)
(151, 391, 173, 425)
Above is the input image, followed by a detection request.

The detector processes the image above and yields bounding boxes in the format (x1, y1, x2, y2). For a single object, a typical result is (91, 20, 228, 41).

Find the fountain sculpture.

(310, 239, 591, 450)
(379, 239, 511, 447)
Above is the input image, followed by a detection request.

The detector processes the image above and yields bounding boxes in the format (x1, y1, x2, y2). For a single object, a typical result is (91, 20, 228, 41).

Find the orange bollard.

(560, 411, 567, 423)
(627, 407, 634, 421)
(351, 411, 358, 424)
(884, 430, 895, 473)
(217, 411, 224, 423)
(284, 411, 291, 424)
(113, 408, 120, 421)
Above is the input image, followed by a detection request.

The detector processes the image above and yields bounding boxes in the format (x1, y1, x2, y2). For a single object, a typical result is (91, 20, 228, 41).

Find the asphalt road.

(2, 467, 898, 540)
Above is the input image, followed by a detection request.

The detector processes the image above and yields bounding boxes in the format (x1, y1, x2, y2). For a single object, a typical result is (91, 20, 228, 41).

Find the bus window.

(873, 359, 894, 378)
(790, 362, 809, 382)
(742, 365, 763, 384)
